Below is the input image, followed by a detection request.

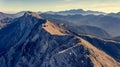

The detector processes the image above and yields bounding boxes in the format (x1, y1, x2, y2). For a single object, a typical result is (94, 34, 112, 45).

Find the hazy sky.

(0, 0, 120, 13)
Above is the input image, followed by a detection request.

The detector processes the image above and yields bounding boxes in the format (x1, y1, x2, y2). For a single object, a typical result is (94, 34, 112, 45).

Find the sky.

(0, 0, 120, 13)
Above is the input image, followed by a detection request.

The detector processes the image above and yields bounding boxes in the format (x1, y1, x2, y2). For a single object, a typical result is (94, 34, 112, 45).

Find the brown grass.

(77, 37, 120, 67)
(42, 20, 68, 36)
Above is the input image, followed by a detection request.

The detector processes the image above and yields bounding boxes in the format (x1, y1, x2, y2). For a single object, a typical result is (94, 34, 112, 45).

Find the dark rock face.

(0, 13, 93, 67)
(50, 45, 93, 67)
(0, 12, 83, 67)
(0, 17, 13, 29)
(0, 12, 120, 67)
(0, 12, 46, 56)
(0, 17, 13, 23)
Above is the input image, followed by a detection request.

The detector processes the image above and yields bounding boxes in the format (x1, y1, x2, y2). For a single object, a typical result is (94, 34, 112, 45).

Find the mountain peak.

(24, 11, 43, 19)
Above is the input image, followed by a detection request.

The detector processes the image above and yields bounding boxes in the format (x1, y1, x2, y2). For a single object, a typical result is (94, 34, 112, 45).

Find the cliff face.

(0, 12, 119, 67)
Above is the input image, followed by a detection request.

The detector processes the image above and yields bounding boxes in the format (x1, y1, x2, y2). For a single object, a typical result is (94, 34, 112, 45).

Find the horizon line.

(0, 8, 120, 14)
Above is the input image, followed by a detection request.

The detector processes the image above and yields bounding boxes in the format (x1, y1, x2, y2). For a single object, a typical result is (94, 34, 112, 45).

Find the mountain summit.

(0, 12, 120, 67)
(24, 11, 43, 19)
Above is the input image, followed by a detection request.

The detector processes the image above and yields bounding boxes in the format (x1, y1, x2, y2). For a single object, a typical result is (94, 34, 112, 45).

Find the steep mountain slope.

(42, 20, 69, 35)
(0, 12, 10, 19)
(0, 11, 119, 67)
(14, 11, 26, 17)
(79, 35, 120, 62)
(0, 11, 25, 29)
(0, 11, 46, 55)
(0, 11, 42, 29)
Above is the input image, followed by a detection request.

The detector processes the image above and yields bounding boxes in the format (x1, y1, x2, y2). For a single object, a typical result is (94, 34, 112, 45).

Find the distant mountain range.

(113, 36, 120, 42)
(0, 12, 14, 20)
(44, 9, 106, 15)
(0, 9, 107, 19)
(42, 18, 111, 39)
(107, 12, 120, 18)
(0, 11, 26, 19)
(41, 13, 120, 37)
(1, 9, 120, 37)
(0, 9, 120, 37)
(0, 11, 120, 67)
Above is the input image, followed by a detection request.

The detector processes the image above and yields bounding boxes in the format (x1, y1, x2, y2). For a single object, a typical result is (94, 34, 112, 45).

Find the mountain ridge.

(0, 12, 120, 67)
